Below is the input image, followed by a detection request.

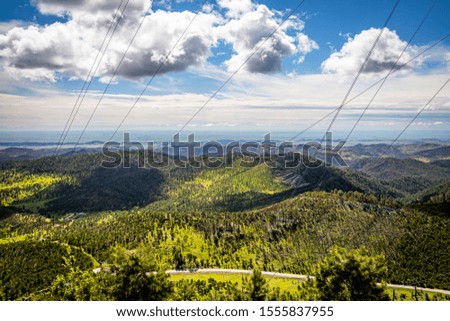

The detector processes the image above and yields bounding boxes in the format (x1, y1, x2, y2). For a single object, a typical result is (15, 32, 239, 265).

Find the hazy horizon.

(1, 129, 449, 147)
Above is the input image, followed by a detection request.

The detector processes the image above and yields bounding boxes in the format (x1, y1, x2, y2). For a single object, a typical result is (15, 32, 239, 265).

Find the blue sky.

(0, 0, 448, 140)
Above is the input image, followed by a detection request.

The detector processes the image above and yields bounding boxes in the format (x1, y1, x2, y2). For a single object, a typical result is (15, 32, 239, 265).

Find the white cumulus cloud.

(217, 0, 254, 18)
(217, 4, 316, 73)
(0, 2, 219, 82)
(321, 28, 415, 75)
(31, 0, 150, 22)
(0, 0, 318, 82)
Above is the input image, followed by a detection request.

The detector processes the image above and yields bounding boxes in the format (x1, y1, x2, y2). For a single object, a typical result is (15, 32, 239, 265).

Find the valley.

(0, 142, 449, 301)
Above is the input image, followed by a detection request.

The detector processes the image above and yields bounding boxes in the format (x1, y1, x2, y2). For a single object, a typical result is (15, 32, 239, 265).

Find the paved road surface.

(165, 268, 450, 296)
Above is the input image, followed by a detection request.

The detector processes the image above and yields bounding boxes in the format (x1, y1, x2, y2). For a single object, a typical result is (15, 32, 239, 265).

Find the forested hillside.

(0, 150, 449, 300)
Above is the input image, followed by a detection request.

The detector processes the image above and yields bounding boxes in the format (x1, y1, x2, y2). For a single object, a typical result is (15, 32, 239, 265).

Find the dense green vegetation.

(0, 149, 449, 301)
(314, 246, 389, 301)
(16, 247, 450, 301)
(0, 154, 167, 214)
(0, 170, 74, 209)
(351, 157, 450, 196)
(0, 241, 96, 300)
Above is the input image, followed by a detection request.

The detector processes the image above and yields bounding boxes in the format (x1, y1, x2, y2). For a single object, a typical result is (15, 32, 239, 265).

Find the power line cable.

(107, 0, 209, 142)
(54, 0, 129, 156)
(287, 33, 449, 142)
(71, 1, 154, 153)
(343, 1, 436, 143)
(177, 0, 308, 134)
(320, 0, 400, 143)
(379, 77, 449, 158)
(344, 35, 448, 106)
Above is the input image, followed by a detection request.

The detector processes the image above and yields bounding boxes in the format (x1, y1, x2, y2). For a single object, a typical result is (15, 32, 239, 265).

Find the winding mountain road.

(165, 268, 450, 296)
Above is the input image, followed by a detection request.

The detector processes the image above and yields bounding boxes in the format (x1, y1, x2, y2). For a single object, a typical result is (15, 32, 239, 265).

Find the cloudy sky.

(0, 0, 449, 140)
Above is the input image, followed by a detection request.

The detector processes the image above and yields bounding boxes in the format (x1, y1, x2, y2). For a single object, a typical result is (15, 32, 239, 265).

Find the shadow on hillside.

(212, 189, 296, 212)
(19, 166, 166, 215)
(0, 205, 16, 220)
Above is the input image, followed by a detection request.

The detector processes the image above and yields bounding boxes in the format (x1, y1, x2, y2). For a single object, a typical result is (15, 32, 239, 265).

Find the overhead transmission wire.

(287, 33, 449, 142)
(342, 1, 436, 143)
(264, 2, 444, 292)
(54, 0, 129, 156)
(319, 0, 401, 143)
(288, 2, 446, 287)
(46, 1, 446, 295)
(177, 0, 308, 134)
(70, 1, 154, 154)
(107, 0, 209, 142)
(379, 77, 450, 158)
